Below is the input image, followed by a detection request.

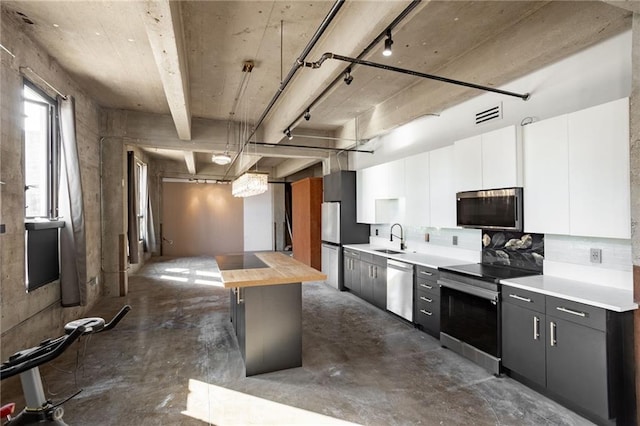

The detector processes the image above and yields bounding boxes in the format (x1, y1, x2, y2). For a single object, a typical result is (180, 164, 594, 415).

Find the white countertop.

(343, 244, 468, 269)
(501, 275, 638, 312)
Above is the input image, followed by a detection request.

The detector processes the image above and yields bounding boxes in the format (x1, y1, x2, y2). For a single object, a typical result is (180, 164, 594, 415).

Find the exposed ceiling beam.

(183, 151, 196, 174)
(142, 0, 192, 140)
(274, 158, 323, 179)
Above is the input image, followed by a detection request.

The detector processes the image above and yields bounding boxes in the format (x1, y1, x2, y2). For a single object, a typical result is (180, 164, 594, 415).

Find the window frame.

(23, 78, 59, 220)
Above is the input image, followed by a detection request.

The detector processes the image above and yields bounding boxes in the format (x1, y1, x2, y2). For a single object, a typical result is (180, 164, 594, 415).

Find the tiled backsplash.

(371, 225, 481, 251)
(544, 234, 632, 272)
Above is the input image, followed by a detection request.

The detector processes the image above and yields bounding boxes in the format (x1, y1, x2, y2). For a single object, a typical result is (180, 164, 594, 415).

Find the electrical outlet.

(590, 248, 602, 264)
(452, 235, 458, 246)
(424, 233, 430, 242)
(375, 229, 379, 236)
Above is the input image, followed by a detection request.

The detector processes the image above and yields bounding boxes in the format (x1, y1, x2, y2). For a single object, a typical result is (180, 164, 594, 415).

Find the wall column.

(631, 12, 640, 426)
(100, 136, 126, 297)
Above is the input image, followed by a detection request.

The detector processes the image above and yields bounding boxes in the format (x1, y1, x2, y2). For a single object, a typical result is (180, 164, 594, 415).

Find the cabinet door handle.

(373, 266, 377, 279)
(236, 287, 244, 304)
(420, 271, 433, 276)
(369, 265, 373, 278)
(533, 316, 540, 340)
(420, 309, 432, 316)
(419, 283, 433, 290)
(509, 294, 532, 303)
(550, 321, 556, 347)
(420, 296, 433, 303)
(556, 306, 587, 318)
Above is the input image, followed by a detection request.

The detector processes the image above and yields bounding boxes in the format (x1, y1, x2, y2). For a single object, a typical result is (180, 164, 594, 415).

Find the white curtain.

(146, 190, 157, 253)
(58, 96, 87, 306)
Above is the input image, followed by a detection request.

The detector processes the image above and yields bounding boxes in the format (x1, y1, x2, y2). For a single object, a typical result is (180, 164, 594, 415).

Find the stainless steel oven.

(439, 270, 501, 374)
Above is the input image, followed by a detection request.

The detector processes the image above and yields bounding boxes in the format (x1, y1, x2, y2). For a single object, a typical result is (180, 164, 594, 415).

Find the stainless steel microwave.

(456, 187, 523, 231)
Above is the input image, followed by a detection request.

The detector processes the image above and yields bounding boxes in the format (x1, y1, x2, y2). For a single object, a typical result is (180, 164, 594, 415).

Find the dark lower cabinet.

(502, 288, 635, 425)
(343, 250, 361, 295)
(502, 302, 546, 387)
(372, 263, 387, 309)
(414, 266, 440, 338)
(229, 284, 302, 376)
(546, 317, 609, 420)
(359, 254, 387, 309)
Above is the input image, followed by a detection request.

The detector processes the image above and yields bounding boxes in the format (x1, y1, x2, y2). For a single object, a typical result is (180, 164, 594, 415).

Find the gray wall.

(0, 14, 104, 358)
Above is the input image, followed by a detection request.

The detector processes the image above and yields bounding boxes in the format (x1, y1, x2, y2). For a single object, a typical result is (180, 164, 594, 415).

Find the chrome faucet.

(390, 223, 406, 251)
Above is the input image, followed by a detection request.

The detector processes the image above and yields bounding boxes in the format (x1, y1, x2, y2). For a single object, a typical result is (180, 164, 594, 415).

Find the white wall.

(243, 184, 274, 251)
(352, 30, 632, 170)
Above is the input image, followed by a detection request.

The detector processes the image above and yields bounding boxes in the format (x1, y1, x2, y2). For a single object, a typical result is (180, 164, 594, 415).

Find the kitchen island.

(217, 252, 326, 376)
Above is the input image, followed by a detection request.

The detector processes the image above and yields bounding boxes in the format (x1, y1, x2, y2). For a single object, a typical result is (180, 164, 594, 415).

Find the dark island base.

(230, 282, 302, 376)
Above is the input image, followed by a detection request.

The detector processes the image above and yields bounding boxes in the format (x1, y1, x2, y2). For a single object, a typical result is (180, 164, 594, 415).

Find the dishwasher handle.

(387, 259, 414, 272)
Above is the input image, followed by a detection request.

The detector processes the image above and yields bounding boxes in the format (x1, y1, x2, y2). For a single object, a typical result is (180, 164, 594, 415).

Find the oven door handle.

(438, 278, 499, 302)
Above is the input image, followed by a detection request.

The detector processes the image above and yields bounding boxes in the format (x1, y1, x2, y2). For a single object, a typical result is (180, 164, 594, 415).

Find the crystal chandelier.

(232, 172, 268, 197)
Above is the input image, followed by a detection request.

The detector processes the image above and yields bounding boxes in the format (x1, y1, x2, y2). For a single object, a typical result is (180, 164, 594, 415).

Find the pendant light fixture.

(382, 29, 393, 57)
(212, 153, 231, 165)
(232, 172, 268, 197)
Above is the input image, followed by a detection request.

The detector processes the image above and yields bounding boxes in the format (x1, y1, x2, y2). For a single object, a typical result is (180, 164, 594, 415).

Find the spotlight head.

(383, 30, 393, 57)
(344, 68, 353, 86)
(284, 128, 293, 140)
(304, 110, 311, 121)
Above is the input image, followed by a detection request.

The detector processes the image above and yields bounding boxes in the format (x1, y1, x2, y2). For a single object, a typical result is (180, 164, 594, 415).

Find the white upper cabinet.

(523, 115, 570, 235)
(567, 98, 630, 239)
(522, 98, 630, 239)
(404, 152, 430, 226)
(379, 159, 406, 199)
(454, 125, 521, 193)
(356, 159, 406, 224)
(481, 126, 521, 189)
(453, 135, 482, 192)
(429, 145, 456, 228)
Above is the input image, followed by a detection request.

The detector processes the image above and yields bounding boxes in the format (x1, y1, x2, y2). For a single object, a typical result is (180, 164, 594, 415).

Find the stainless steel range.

(438, 263, 539, 375)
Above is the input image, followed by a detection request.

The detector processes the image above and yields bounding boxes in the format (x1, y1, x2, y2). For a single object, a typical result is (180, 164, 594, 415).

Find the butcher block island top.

(217, 252, 326, 288)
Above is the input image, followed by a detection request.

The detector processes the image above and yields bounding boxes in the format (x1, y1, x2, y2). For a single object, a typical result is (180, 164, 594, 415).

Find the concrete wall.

(0, 13, 103, 358)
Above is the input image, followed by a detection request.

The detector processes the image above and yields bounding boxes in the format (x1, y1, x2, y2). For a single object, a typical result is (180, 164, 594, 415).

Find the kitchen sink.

(374, 249, 402, 254)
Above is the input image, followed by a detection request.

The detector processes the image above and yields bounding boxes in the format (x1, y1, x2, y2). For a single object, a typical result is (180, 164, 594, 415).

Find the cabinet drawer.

(503, 286, 545, 313)
(416, 279, 440, 296)
(546, 296, 606, 331)
(343, 249, 361, 259)
(359, 252, 373, 263)
(415, 294, 440, 335)
(416, 266, 438, 282)
(372, 254, 387, 267)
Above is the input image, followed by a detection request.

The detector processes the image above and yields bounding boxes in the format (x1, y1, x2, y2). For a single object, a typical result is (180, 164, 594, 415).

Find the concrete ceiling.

(1, 1, 632, 180)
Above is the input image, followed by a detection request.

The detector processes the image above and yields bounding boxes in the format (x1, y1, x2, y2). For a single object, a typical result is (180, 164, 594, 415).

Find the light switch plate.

(590, 248, 602, 264)
(452, 236, 458, 246)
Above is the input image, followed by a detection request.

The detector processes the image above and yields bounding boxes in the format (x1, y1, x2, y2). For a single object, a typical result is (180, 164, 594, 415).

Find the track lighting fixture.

(304, 109, 311, 121)
(383, 29, 393, 57)
(284, 128, 293, 140)
(344, 68, 353, 85)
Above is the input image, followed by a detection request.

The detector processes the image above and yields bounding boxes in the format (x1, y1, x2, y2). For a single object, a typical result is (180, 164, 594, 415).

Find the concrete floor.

(1, 256, 593, 425)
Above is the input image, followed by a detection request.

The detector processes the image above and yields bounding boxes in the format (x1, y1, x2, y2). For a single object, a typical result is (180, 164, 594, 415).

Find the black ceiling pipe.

(284, 0, 422, 134)
(249, 141, 373, 154)
(223, 0, 346, 180)
(303, 52, 531, 101)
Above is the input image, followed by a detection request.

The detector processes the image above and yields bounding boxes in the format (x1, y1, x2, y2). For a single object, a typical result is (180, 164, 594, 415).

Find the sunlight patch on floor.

(194, 278, 224, 287)
(165, 267, 190, 274)
(160, 275, 189, 282)
(182, 379, 361, 425)
(196, 270, 220, 278)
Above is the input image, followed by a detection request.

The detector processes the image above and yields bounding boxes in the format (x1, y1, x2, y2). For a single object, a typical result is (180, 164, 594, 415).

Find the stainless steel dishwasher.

(386, 259, 414, 321)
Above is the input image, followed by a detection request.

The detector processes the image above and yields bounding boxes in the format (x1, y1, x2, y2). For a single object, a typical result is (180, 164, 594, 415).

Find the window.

(23, 81, 58, 219)
(137, 160, 147, 242)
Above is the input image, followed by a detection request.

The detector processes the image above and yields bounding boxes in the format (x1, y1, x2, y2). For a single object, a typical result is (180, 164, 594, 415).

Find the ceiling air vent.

(475, 103, 502, 125)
